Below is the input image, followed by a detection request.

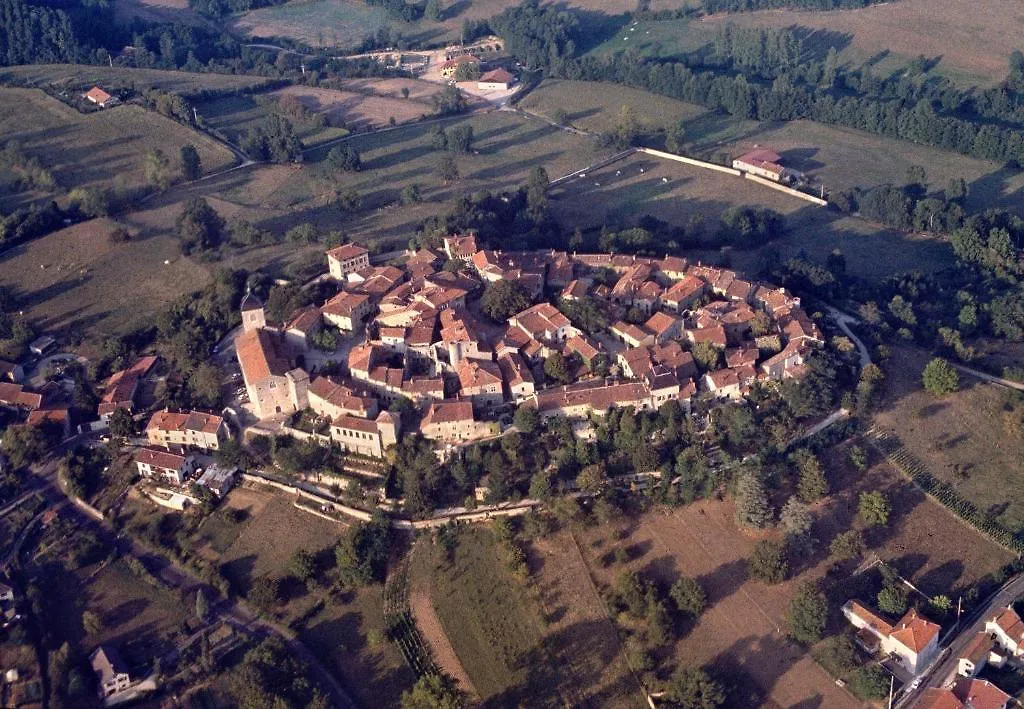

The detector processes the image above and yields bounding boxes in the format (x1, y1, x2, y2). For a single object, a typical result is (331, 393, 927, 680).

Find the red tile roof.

(135, 447, 189, 472)
(479, 68, 514, 84)
(952, 678, 1010, 709)
(327, 243, 369, 262)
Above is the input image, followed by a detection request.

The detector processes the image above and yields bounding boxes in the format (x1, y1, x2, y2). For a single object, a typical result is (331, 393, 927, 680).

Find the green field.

(0, 88, 235, 196)
(525, 80, 1024, 217)
(413, 526, 558, 704)
(0, 63, 274, 96)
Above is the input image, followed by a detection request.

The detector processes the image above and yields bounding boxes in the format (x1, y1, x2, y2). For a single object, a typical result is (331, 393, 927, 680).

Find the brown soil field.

(573, 501, 861, 708)
(872, 346, 1024, 534)
(698, 0, 1024, 87)
(529, 532, 648, 708)
(273, 85, 435, 129)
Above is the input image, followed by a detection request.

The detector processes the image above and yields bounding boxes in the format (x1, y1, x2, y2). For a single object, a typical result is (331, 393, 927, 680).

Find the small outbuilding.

(83, 86, 117, 108)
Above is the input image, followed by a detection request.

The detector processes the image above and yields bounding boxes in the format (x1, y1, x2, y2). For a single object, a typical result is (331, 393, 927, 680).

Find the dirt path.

(408, 541, 479, 701)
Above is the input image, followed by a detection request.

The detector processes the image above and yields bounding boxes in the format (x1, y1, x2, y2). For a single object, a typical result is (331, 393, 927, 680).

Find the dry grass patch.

(573, 501, 860, 708)
(274, 84, 435, 129)
(0, 217, 211, 338)
(873, 346, 1024, 533)
(696, 0, 1024, 87)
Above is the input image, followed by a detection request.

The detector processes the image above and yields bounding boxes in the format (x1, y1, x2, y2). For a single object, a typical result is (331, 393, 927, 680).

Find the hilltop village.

(233, 234, 821, 454)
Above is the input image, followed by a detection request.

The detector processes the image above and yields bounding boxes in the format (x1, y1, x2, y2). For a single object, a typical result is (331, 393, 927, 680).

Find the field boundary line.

(866, 429, 1023, 554)
(565, 530, 653, 706)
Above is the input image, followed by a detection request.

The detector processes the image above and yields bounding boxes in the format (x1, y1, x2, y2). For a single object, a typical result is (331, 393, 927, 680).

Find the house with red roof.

(134, 447, 197, 486)
(327, 243, 370, 280)
(985, 605, 1024, 657)
(477, 68, 515, 90)
(842, 601, 941, 674)
(732, 147, 796, 183)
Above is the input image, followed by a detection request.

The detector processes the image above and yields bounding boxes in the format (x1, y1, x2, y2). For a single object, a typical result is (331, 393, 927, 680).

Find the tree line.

(493, 3, 1024, 165)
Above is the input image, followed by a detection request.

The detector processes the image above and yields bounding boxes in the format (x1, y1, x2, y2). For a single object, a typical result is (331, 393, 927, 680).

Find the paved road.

(952, 363, 1024, 392)
(897, 574, 1024, 708)
(825, 305, 871, 368)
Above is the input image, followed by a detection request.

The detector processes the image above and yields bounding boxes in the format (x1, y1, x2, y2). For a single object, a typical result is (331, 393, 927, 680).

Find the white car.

(909, 678, 922, 691)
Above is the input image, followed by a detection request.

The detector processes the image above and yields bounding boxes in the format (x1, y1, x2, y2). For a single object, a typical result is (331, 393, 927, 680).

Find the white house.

(985, 605, 1024, 656)
(134, 447, 198, 486)
(327, 243, 370, 280)
(843, 601, 940, 675)
(90, 645, 131, 698)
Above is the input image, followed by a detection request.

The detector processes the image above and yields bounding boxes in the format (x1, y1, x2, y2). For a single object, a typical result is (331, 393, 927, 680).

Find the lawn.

(0, 88, 236, 194)
(872, 346, 1024, 534)
(413, 525, 561, 705)
(0, 64, 273, 97)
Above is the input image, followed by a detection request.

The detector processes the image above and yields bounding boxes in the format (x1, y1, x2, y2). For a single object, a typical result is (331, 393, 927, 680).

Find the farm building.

(440, 55, 480, 79)
(90, 645, 131, 698)
(477, 68, 515, 91)
(83, 86, 117, 108)
(732, 148, 797, 184)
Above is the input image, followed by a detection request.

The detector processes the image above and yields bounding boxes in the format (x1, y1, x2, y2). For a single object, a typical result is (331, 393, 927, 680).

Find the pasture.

(196, 82, 439, 147)
(519, 79, 707, 136)
(0, 217, 212, 341)
(218, 490, 342, 595)
(0, 64, 272, 96)
(591, 0, 1022, 88)
(0, 88, 235, 194)
(558, 473, 1010, 706)
(524, 80, 1024, 217)
(111, 0, 206, 26)
(694, 0, 1024, 88)
(412, 525, 559, 705)
(873, 346, 1024, 534)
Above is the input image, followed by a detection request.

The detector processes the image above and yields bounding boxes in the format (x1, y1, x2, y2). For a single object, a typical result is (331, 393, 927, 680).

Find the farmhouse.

(134, 447, 198, 486)
(842, 601, 940, 674)
(90, 645, 131, 698)
(732, 148, 795, 183)
(83, 86, 118, 108)
(477, 68, 515, 91)
(97, 355, 158, 421)
(440, 55, 480, 79)
(146, 409, 229, 452)
(327, 243, 370, 280)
